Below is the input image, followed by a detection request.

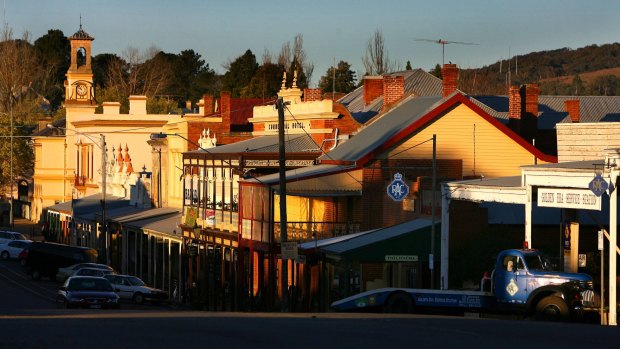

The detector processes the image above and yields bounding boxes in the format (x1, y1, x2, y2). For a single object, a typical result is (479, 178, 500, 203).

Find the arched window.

(77, 47, 86, 67)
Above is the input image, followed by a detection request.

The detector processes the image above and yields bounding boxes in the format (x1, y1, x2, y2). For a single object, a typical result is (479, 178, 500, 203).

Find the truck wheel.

(385, 292, 414, 313)
(535, 296, 569, 321)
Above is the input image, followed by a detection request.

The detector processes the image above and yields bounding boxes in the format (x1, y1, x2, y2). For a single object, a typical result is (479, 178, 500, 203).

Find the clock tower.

(65, 24, 95, 105)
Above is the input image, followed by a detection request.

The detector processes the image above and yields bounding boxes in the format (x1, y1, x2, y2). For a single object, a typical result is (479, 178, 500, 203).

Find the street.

(2, 257, 620, 348)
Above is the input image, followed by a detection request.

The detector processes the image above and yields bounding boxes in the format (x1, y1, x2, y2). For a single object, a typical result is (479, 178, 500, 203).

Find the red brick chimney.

(565, 99, 580, 123)
(441, 64, 458, 97)
(303, 88, 323, 102)
(382, 75, 405, 110)
(363, 76, 383, 106)
(524, 84, 540, 117)
(220, 91, 231, 129)
(203, 93, 213, 116)
(508, 85, 521, 133)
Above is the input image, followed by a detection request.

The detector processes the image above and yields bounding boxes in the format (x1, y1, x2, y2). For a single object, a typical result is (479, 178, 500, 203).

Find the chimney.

(524, 84, 540, 117)
(441, 64, 458, 97)
(303, 88, 323, 102)
(128, 95, 147, 115)
(221, 91, 231, 128)
(508, 85, 521, 133)
(382, 75, 405, 110)
(565, 99, 580, 123)
(202, 94, 213, 116)
(363, 76, 383, 106)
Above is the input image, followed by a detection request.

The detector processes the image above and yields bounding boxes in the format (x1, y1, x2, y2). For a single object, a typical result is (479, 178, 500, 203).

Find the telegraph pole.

(430, 134, 436, 289)
(100, 134, 109, 265)
(276, 97, 288, 312)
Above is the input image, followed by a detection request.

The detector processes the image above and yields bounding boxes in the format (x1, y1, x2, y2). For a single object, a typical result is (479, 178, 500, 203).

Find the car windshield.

(523, 253, 553, 271)
(67, 278, 113, 292)
(13, 233, 26, 241)
(127, 276, 146, 286)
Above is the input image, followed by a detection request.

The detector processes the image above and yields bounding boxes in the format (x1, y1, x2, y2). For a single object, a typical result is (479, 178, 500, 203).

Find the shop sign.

(538, 188, 601, 211)
(385, 255, 418, 262)
(281, 241, 299, 260)
(387, 173, 409, 202)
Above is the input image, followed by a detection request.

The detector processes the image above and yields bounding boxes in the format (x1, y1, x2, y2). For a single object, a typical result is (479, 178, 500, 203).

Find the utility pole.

(430, 134, 436, 289)
(276, 97, 288, 312)
(100, 134, 109, 265)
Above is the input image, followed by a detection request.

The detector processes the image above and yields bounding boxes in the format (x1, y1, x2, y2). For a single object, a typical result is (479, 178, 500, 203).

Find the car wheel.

(133, 292, 145, 304)
(0, 251, 9, 260)
(535, 296, 569, 322)
(56, 297, 68, 309)
(384, 292, 414, 313)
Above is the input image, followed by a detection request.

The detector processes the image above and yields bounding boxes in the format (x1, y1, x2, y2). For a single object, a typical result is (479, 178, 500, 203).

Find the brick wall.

(303, 88, 323, 102)
(441, 64, 458, 97)
(382, 75, 405, 110)
(363, 76, 383, 105)
(221, 91, 231, 127)
(565, 100, 580, 123)
(203, 94, 214, 116)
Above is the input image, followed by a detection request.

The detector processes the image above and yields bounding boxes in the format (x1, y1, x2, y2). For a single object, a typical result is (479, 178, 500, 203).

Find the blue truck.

(331, 249, 600, 321)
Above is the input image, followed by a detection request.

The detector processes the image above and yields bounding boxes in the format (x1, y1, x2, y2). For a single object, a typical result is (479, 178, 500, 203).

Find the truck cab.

(493, 249, 598, 320)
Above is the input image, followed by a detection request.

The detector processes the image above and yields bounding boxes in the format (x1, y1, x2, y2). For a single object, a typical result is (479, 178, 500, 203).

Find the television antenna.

(414, 38, 479, 65)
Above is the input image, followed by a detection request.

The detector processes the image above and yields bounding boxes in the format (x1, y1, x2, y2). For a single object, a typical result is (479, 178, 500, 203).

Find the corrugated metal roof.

(122, 212, 183, 236)
(245, 164, 355, 184)
(318, 95, 443, 163)
(187, 134, 320, 155)
(46, 194, 130, 218)
(471, 95, 620, 130)
(338, 69, 442, 124)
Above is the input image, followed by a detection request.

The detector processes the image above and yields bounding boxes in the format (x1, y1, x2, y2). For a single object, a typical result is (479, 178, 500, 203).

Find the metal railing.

(273, 221, 361, 242)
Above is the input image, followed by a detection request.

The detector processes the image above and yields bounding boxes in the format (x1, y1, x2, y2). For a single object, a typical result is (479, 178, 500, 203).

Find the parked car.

(0, 231, 27, 245)
(56, 263, 114, 282)
(56, 276, 120, 309)
(72, 267, 115, 278)
(25, 242, 98, 280)
(18, 248, 28, 266)
(104, 274, 169, 304)
(0, 240, 32, 260)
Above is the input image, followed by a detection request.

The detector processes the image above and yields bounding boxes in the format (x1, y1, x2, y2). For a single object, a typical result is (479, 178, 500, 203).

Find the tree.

(33, 29, 69, 111)
(240, 62, 285, 99)
(362, 29, 394, 75)
(277, 34, 313, 88)
(570, 74, 584, 95)
(318, 60, 356, 93)
(406, 60, 413, 70)
(222, 49, 258, 97)
(0, 25, 36, 194)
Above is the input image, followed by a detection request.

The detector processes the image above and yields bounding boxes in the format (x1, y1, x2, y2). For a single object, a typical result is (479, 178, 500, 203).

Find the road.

(1, 258, 619, 348)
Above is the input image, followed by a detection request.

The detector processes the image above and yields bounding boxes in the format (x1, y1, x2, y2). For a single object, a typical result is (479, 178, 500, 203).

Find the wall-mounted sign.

(244, 159, 314, 167)
(281, 241, 299, 260)
(385, 255, 418, 262)
(538, 188, 601, 211)
(589, 174, 608, 197)
(387, 173, 409, 202)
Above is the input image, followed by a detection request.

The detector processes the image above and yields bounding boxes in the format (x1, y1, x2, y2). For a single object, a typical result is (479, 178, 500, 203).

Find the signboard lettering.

(537, 188, 601, 211)
(281, 241, 299, 260)
(387, 173, 409, 202)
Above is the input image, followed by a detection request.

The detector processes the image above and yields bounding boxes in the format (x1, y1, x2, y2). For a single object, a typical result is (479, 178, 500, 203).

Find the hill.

(456, 43, 620, 96)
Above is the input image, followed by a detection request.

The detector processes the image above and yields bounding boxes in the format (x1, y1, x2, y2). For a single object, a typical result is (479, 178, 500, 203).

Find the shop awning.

(318, 219, 438, 263)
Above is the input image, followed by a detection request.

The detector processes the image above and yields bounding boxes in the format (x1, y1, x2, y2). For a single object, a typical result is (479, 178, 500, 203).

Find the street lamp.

(47, 125, 109, 265)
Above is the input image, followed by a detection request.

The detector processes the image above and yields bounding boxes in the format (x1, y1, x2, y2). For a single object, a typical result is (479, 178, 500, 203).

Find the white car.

(0, 231, 27, 245)
(0, 240, 32, 260)
(104, 274, 169, 304)
(56, 263, 114, 282)
(73, 267, 115, 278)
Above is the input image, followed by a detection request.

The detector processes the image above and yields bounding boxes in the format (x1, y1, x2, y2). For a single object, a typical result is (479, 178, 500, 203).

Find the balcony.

(274, 221, 361, 243)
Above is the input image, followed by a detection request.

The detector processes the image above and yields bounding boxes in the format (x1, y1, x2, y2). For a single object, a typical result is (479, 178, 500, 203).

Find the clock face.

(76, 84, 87, 97)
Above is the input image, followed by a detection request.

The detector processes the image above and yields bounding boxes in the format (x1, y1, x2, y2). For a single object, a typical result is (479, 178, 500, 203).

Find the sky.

(4, 0, 620, 86)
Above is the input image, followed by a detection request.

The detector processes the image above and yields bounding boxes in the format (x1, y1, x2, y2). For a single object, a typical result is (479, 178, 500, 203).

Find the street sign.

(387, 173, 409, 202)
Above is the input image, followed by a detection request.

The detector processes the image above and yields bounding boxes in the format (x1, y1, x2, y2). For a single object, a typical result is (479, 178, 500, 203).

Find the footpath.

(2, 217, 44, 241)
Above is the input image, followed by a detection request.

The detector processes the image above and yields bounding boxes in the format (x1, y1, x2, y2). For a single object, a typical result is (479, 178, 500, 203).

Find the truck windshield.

(523, 254, 553, 271)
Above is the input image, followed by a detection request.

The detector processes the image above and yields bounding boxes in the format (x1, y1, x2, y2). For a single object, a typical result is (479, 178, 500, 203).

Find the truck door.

(495, 255, 528, 304)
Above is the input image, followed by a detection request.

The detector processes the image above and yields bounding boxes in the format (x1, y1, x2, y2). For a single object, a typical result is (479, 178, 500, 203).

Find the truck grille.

(580, 290, 601, 308)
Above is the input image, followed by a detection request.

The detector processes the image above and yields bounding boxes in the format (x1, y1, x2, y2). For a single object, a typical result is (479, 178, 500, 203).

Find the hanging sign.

(589, 174, 608, 197)
(387, 173, 409, 202)
(538, 188, 601, 211)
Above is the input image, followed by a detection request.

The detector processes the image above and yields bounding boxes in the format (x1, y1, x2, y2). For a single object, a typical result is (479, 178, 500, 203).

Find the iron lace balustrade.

(274, 221, 361, 242)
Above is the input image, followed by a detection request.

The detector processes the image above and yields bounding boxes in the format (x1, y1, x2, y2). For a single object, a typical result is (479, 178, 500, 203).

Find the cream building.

(31, 25, 194, 222)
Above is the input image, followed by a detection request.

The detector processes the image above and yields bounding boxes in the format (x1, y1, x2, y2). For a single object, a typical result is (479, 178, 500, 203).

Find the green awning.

(319, 219, 440, 262)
